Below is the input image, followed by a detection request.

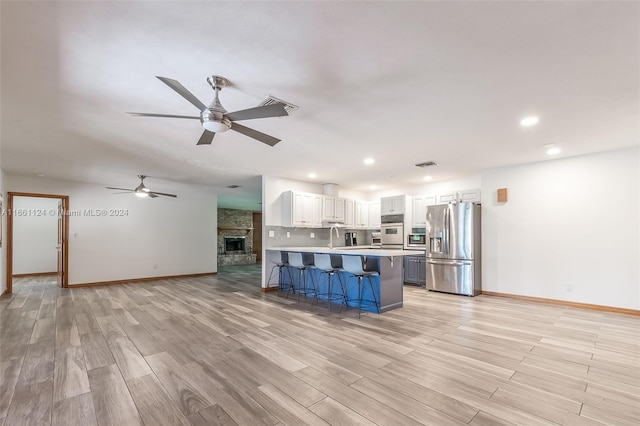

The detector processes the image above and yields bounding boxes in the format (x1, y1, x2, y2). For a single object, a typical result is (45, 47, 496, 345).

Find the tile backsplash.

(265, 226, 375, 248)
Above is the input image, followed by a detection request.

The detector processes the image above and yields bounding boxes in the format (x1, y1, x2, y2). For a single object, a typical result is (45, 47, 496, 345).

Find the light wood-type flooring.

(1, 265, 639, 425)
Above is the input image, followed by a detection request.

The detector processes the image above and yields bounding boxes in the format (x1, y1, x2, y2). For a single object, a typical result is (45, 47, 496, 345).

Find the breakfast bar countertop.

(267, 246, 424, 257)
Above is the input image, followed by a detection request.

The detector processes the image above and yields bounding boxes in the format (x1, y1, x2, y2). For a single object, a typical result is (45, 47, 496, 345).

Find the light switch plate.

(286, 232, 290, 238)
(310, 232, 315, 238)
(268, 230, 275, 238)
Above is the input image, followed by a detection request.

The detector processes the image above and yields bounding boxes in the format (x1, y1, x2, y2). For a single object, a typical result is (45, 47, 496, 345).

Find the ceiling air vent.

(257, 95, 299, 114)
(227, 185, 241, 189)
(415, 161, 439, 168)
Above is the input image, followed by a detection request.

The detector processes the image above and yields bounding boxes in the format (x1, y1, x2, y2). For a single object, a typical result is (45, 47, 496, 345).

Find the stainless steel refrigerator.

(425, 202, 481, 296)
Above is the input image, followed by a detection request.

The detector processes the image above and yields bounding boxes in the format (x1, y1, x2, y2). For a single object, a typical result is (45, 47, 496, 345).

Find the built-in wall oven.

(407, 234, 426, 247)
(381, 214, 404, 249)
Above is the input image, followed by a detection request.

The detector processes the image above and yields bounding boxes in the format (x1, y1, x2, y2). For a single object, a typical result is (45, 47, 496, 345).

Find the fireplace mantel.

(217, 226, 254, 234)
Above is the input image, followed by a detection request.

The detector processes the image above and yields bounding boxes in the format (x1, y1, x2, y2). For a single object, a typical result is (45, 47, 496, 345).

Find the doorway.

(6, 192, 69, 293)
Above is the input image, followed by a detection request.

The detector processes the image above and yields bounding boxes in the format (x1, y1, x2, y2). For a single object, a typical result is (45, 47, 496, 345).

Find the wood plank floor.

(1, 266, 638, 425)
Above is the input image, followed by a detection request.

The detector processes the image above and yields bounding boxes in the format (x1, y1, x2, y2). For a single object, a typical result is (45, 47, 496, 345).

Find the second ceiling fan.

(129, 75, 288, 146)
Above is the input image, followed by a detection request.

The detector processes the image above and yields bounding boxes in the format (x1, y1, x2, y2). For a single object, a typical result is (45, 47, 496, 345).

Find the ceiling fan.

(128, 75, 288, 146)
(106, 175, 177, 199)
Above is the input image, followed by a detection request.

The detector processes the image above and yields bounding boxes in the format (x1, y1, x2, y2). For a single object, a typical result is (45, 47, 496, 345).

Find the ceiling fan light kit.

(106, 175, 177, 199)
(129, 74, 289, 146)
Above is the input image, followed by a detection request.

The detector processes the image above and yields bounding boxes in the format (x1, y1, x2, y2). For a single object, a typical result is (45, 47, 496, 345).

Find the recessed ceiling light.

(35, 173, 45, 177)
(370, 185, 377, 190)
(520, 116, 539, 127)
(364, 158, 375, 165)
(547, 147, 561, 155)
(308, 172, 317, 179)
(423, 175, 432, 181)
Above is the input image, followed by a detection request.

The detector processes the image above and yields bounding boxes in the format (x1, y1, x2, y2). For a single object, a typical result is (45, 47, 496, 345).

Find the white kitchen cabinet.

(457, 188, 481, 203)
(355, 201, 370, 228)
(322, 196, 346, 223)
(344, 199, 355, 227)
(437, 192, 457, 204)
(282, 191, 323, 227)
(411, 195, 436, 226)
(381, 195, 406, 215)
(368, 201, 381, 228)
(436, 189, 481, 205)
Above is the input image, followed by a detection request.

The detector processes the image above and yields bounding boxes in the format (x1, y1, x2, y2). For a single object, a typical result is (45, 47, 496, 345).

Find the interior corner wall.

(6, 175, 218, 285)
(481, 147, 640, 310)
(0, 168, 6, 294)
(13, 197, 59, 274)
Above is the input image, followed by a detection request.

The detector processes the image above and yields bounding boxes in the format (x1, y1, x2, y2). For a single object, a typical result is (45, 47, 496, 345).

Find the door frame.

(6, 192, 69, 293)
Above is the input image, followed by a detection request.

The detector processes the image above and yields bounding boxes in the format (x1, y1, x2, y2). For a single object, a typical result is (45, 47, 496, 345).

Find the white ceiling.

(1, 1, 638, 209)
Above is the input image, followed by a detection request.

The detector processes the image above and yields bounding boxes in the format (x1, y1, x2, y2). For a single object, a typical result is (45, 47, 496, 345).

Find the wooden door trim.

(6, 192, 69, 293)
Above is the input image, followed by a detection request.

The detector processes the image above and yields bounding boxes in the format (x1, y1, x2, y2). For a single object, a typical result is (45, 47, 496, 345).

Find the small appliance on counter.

(344, 232, 357, 246)
(371, 232, 381, 246)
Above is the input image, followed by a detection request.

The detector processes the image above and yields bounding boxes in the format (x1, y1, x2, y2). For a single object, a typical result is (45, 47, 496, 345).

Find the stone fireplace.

(217, 208, 257, 266)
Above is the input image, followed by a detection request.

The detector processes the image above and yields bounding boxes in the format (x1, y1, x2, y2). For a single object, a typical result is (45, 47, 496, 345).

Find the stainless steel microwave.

(407, 234, 426, 247)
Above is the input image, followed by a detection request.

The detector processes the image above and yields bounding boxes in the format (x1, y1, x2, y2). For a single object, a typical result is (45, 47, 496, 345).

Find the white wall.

(13, 197, 59, 274)
(481, 147, 639, 310)
(371, 175, 482, 199)
(6, 175, 218, 285)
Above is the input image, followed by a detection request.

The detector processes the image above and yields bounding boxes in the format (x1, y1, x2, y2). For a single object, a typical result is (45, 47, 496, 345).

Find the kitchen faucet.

(329, 224, 340, 249)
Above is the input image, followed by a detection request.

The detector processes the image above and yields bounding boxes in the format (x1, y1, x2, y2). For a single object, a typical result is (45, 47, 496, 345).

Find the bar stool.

(287, 252, 317, 303)
(312, 253, 347, 311)
(341, 255, 380, 318)
(267, 251, 294, 298)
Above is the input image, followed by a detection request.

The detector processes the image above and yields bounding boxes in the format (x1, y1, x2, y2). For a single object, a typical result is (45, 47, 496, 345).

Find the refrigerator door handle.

(426, 259, 471, 266)
(444, 207, 450, 255)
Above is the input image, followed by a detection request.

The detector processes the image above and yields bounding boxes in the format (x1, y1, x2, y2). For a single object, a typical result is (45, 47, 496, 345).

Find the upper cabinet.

(354, 201, 370, 228)
(457, 188, 481, 203)
(411, 195, 436, 226)
(437, 192, 457, 205)
(368, 201, 381, 228)
(381, 195, 406, 215)
(438, 188, 481, 204)
(322, 196, 346, 223)
(344, 199, 355, 227)
(282, 191, 323, 228)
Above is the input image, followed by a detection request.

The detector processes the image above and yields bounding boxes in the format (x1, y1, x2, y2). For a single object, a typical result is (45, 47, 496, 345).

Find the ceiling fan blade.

(156, 76, 207, 111)
(112, 192, 134, 195)
(196, 130, 215, 145)
(225, 103, 288, 122)
(147, 193, 159, 198)
(230, 122, 281, 146)
(148, 191, 177, 198)
(106, 187, 134, 192)
(127, 112, 200, 119)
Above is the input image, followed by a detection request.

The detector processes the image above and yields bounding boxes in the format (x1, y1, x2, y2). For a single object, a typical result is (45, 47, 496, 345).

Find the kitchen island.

(266, 246, 421, 313)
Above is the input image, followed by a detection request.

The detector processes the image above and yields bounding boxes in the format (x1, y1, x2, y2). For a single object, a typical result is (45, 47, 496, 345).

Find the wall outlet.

(310, 232, 315, 238)
(286, 232, 290, 238)
(268, 230, 275, 238)
(153, 264, 158, 270)
(565, 283, 573, 292)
